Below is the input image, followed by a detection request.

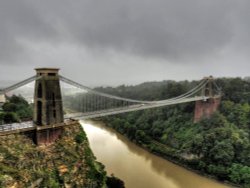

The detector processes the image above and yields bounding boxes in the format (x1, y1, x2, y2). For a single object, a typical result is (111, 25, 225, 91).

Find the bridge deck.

(65, 96, 212, 120)
(0, 96, 218, 135)
(0, 119, 78, 136)
(0, 121, 35, 135)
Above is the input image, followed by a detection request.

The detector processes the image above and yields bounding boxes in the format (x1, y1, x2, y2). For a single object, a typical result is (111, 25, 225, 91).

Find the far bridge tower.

(194, 76, 221, 122)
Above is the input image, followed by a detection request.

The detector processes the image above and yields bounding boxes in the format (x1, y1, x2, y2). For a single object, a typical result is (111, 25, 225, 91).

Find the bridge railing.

(0, 121, 34, 132)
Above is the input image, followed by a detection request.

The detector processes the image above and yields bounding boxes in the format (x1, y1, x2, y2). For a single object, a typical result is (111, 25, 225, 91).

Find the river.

(80, 120, 231, 188)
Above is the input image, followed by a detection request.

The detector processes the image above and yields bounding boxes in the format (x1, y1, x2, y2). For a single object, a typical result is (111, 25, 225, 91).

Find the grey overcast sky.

(0, 0, 250, 86)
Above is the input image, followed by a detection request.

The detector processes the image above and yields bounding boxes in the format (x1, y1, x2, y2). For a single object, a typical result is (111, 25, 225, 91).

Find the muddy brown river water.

(81, 121, 231, 188)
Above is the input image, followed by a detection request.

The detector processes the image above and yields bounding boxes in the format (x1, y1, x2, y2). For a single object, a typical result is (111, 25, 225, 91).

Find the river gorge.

(81, 121, 231, 188)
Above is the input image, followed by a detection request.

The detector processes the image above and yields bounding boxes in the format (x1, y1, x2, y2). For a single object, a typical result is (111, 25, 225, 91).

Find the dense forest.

(65, 77, 250, 187)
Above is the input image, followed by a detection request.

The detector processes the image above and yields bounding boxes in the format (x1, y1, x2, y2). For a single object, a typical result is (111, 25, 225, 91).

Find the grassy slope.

(0, 123, 107, 188)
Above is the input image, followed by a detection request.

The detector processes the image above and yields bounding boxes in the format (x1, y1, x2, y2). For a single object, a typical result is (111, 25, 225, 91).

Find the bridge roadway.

(0, 121, 34, 135)
(0, 119, 79, 135)
(0, 96, 213, 134)
(63, 96, 211, 119)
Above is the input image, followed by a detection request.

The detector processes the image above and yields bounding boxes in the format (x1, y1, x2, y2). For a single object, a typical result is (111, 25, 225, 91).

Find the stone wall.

(194, 98, 221, 123)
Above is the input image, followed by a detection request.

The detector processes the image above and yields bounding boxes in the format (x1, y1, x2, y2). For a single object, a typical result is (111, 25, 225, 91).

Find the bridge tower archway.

(36, 101, 42, 125)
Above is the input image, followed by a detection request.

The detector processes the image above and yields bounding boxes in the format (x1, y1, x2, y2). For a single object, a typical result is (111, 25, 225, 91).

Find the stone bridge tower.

(34, 68, 64, 145)
(194, 76, 221, 123)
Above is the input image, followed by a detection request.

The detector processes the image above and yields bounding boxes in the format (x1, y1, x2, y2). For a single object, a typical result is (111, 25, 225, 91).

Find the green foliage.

(48, 170, 61, 188)
(0, 95, 32, 124)
(74, 132, 86, 144)
(209, 141, 234, 165)
(106, 174, 125, 188)
(217, 77, 250, 103)
(2, 103, 18, 112)
(2, 112, 19, 123)
(0, 163, 20, 180)
(84, 146, 106, 187)
(135, 130, 149, 144)
(220, 101, 250, 129)
(229, 163, 250, 186)
(207, 164, 229, 180)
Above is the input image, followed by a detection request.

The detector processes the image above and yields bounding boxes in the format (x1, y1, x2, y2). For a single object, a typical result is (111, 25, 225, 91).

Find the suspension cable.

(212, 80, 221, 94)
(60, 75, 207, 104)
(0, 75, 41, 95)
(60, 75, 155, 104)
(155, 79, 209, 103)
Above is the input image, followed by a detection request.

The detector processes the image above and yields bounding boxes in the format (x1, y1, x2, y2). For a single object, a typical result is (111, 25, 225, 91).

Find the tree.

(229, 163, 250, 185)
(207, 164, 229, 180)
(1, 95, 32, 124)
(3, 112, 19, 123)
(135, 130, 150, 144)
(106, 174, 125, 188)
(2, 102, 17, 112)
(209, 140, 234, 165)
(0, 113, 4, 124)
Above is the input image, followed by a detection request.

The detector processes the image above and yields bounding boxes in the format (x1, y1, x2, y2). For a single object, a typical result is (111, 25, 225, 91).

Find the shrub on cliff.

(74, 132, 86, 144)
(106, 174, 125, 188)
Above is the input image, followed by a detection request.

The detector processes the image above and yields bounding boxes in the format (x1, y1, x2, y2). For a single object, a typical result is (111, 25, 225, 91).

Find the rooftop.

(35, 68, 60, 73)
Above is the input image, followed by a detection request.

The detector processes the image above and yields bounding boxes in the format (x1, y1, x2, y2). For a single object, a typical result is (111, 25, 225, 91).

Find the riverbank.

(81, 120, 232, 188)
(0, 122, 107, 187)
(93, 119, 237, 188)
(133, 133, 237, 188)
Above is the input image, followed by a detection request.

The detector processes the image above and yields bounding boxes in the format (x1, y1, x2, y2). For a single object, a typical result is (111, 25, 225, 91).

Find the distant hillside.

(65, 77, 250, 187)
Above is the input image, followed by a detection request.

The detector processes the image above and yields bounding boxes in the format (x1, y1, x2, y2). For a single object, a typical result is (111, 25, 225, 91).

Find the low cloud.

(0, 0, 250, 85)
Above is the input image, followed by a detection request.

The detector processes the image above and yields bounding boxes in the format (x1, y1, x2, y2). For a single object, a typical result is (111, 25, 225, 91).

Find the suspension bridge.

(0, 68, 221, 144)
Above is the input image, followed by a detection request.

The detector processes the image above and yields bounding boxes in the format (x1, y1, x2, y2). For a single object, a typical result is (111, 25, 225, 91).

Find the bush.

(74, 132, 86, 144)
(3, 112, 19, 123)
(229, 163, 250, 185)
(106, 174, 125, 188)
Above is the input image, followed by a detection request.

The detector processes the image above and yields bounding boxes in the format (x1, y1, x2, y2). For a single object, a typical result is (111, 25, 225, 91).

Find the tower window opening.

(37, 101, 42, 125)
(52, 93, 56, 107)
(37, 83, 42, 98)
(53, 110, 56, 118)
(48, 73, 56, 76)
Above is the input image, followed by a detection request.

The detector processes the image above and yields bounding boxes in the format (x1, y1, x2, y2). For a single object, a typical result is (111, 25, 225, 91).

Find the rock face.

(0, 123, 107, 187)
